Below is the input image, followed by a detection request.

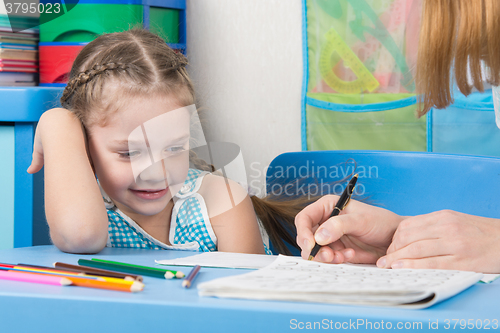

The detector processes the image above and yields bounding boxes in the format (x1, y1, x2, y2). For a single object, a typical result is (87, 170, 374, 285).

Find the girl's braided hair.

(61, 28, 192, 127)
(61, 29, 217, 193)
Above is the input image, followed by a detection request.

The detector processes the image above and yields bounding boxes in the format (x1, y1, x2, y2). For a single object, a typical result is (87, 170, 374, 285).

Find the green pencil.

(78, 259, 185, 279)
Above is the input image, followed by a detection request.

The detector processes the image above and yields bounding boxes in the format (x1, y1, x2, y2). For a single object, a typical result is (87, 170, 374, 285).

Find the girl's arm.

(28, 108, 108, 253)
(200, 174, 265, 254)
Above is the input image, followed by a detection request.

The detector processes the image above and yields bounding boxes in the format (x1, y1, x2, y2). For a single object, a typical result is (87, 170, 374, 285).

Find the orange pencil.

(66, 276, 144, 293)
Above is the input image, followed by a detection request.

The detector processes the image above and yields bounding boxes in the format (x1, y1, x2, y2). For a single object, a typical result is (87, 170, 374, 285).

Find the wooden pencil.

(79, 259, 184, 279)
(0, 266, 144, 286)
(0, 270, 71, 286)
(0, 266, 143, 287)
(65, 276, 144, 292)
(0, 263, 15, 268)
(182, 265, 201, 288)
(10, 267, 143, 286)
(20, 262, 134, 280)
(92, 258, 185, 278)
(0, 266, 100, 280)
(53, 262, 143, 282)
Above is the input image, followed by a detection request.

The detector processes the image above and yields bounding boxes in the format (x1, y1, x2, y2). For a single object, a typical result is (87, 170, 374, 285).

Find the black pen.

(308, 173, 358, 260)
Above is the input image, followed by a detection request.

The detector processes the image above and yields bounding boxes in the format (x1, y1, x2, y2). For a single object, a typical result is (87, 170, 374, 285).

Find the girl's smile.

(87, 94, 191, 220)
(129, 188, 169, 200)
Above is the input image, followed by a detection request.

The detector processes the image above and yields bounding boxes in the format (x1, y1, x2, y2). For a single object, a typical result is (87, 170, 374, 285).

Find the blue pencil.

(182, 265, 201, 288)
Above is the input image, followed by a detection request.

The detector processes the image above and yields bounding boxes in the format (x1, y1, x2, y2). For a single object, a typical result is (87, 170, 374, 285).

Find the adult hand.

(295, 195, 403, 264)
(378, 210, 500, 273)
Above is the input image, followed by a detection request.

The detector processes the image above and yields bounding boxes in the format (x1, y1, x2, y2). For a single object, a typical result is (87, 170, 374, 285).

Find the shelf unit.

(0, 87, 64, 248)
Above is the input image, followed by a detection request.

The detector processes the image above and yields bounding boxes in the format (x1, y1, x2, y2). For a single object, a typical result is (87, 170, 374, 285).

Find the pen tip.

(353, 173, 359, 178)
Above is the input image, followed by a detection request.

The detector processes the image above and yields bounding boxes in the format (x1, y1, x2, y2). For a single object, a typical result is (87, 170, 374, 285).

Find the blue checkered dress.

(104, 169, 271, 254)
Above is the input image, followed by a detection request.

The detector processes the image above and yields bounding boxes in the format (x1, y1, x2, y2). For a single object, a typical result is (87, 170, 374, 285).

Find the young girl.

(28, 29, 306, 255)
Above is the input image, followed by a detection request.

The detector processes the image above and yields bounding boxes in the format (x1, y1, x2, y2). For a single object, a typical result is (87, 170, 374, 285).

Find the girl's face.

(87, 95, 191, 218)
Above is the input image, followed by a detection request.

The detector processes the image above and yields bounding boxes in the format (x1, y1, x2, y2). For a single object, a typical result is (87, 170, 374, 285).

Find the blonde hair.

(416, 0, 500, 116)
(61, 28, 194, 127)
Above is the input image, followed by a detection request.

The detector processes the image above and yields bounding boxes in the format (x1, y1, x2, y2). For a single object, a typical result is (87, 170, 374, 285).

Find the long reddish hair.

(416, 0, 500, 116)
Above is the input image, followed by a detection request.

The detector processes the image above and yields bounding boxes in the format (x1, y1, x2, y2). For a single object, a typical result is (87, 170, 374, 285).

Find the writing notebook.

(198, 255, 483, 309)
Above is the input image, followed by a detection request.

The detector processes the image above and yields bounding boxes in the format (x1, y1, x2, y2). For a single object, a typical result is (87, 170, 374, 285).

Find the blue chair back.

(266, 150, 500, 254)
(266, 150, 500, 218)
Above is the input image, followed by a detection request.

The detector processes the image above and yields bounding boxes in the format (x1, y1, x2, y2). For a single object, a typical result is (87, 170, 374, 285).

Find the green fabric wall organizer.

(301, 0, 500, 157)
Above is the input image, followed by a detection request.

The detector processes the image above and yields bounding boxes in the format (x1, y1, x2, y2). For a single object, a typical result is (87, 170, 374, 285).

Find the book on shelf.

(0, 65, 37, 72)
(0, 42, 36, 50)
(0, 48, 37, 61)
(0, 71, 37, 84)
(0, 59, 36, 67)
(0, 38, 37, 45)
(0, 81, 36, 86)
(0, 31, 38, 41)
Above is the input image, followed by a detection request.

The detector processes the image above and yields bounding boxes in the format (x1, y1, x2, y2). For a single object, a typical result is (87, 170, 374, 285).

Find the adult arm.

(379, 210, 500, 273)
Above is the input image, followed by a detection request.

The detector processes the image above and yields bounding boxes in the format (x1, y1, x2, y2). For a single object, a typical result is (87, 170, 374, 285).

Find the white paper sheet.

(198, 255, 484, 309)
(156, 252, 278, 269)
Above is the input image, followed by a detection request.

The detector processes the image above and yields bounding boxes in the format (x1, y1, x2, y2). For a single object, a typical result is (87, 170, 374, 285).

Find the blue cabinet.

(0, 87, 63, 248)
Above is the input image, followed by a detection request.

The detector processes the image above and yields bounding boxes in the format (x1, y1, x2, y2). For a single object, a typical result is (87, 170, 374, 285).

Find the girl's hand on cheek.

(26, 109, 65, 174)
(378, 210, 500, 273)
(27, 108, 85, 175)
(27, 124, 44, 174)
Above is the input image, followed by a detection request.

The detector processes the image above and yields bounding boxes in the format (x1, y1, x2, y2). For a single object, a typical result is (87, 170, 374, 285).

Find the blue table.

(0, 246, 499, 332)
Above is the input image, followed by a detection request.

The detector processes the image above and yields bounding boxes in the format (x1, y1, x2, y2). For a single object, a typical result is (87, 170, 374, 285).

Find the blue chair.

(265, 150, 500, 254)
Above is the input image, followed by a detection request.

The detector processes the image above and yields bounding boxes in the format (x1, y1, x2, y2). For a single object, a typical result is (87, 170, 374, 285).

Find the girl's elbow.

(52, 232, 107, 254)
(49, 220, 108, 254)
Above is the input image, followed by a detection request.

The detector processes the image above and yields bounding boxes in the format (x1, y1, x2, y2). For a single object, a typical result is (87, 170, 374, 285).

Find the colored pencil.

(0, 266, 139, 286)
(0, 266, 100, 280)
(65, 276, 144, 293)
(14, 266, 94, 277)
(0, 263, 14, 268)
(0, 270, 71, 286)
(92, 258, 185, 279)
(53, 262, 143, 282)
(91, 258, 185, 278)
(78, 259, 184, 279)
(182, 265, 201, 288)
(21, 262, 133, 280)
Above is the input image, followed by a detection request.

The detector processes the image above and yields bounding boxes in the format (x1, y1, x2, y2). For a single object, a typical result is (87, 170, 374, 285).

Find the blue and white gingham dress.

(103, 168, 271, 254)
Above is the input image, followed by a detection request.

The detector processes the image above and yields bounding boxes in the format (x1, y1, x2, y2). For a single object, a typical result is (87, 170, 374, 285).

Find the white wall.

(186, 0, 303, 196)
